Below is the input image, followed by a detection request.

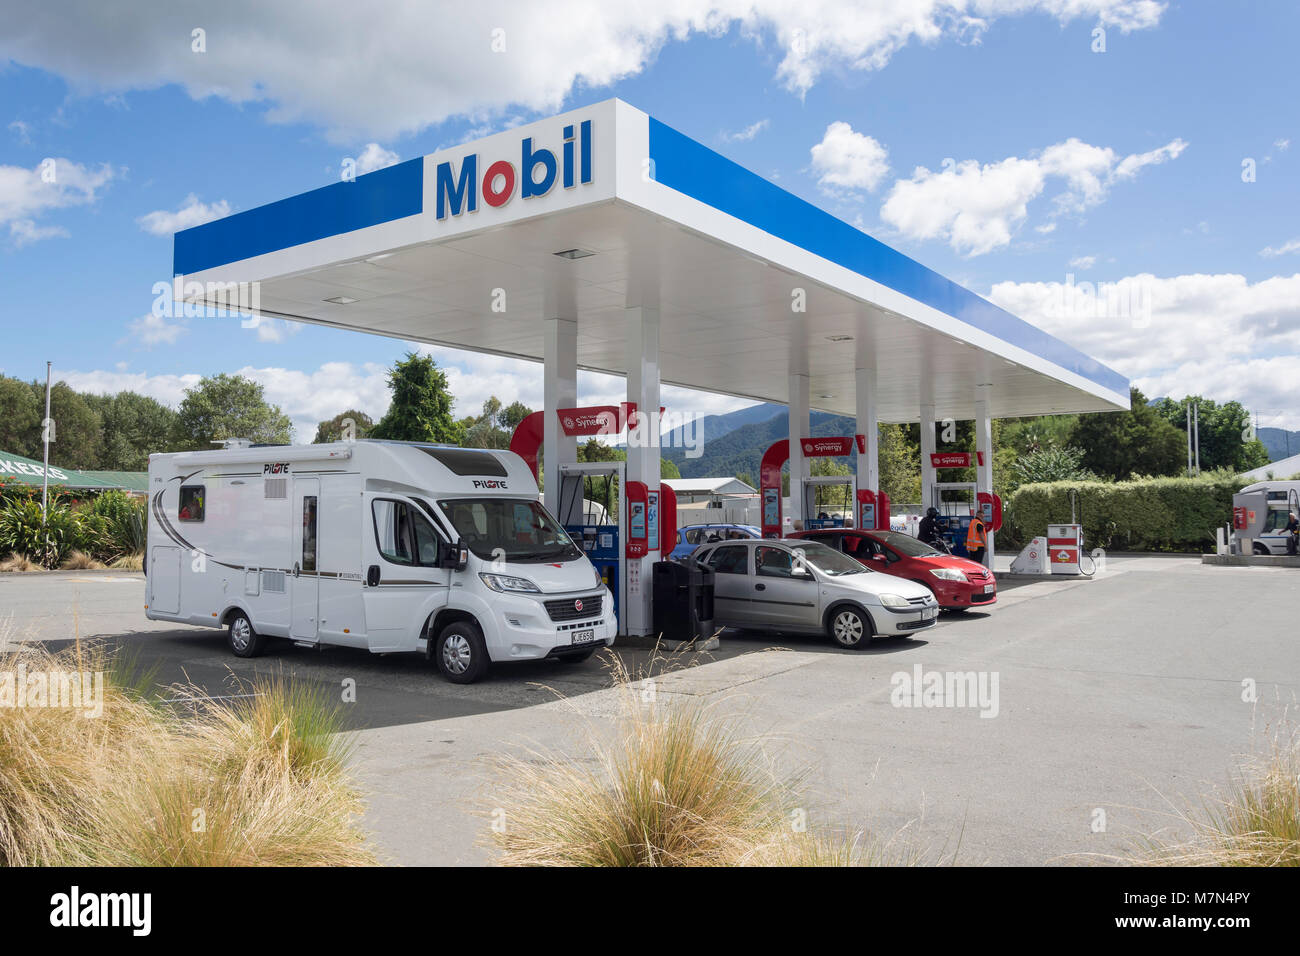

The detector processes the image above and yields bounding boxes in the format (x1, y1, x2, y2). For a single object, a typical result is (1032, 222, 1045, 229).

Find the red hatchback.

(791, 529, 997, 611)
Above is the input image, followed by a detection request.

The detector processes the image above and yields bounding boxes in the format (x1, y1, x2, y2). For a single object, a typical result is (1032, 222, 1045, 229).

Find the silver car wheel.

(441, 633, 472, 675)
(832, 610, 865, 646)
(230, 616, 251, 651)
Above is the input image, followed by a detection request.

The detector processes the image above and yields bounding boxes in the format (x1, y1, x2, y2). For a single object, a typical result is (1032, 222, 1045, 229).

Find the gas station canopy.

(174, 98, 1127, 423)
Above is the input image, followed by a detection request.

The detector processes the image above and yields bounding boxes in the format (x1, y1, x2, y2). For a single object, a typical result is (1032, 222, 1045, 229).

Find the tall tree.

(313, 409, 374, 443)
(368, 352, 463, 444)
(92, 391, 177, 470)
(34, 381, 103, 470)
(173, 373, 293, 449)
(1151, 396, 1270, 473)
(0, 375, 41, 458)
(1069, 387, 1185, 479)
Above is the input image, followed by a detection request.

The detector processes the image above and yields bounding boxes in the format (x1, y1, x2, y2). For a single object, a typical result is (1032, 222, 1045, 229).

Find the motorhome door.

(291, 477, 320, 641)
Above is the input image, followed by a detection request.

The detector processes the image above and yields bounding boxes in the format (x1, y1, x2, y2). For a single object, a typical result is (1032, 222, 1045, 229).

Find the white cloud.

(810, 121, 890, 193)
(1068, 255, 1097, 270)
(355, 143, 399, 175)
(0, 2, 1165, 140)
(881, 135, 1187, 256)
(0, 157, 115, 244)
(1260, 238, 1300, 258)
(9, 219, 69, 247)
(126, 313, 185, 347)
(988, 270, 1300, 428)
(1274, 138, 1290, 152)
(722, 119, 769, 143)
(137, 194, 231, 236)
(9, 120, 31, 145)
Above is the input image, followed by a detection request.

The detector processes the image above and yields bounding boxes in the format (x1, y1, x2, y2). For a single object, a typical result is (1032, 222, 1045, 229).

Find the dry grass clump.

(487, 655, 896, 867)
(0, 553, 37, 573)
(1132, 721, 1299, 867)
(109, 552, 144, 571)
(59, 550, 105, 570)
(0, 639, 373, 866)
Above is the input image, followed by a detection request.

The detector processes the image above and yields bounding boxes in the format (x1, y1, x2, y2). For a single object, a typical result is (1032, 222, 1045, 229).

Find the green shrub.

(1003, 469, 1242, 553)
(0, 498, 100, 568)
(87, 490, 147, 558)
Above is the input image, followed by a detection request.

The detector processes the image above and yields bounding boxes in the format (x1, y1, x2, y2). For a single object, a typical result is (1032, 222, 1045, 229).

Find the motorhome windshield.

(437, 497, 581, 563)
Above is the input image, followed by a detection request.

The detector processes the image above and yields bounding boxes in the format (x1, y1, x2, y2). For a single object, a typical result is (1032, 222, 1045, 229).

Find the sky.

(1, 0, 1298, 440)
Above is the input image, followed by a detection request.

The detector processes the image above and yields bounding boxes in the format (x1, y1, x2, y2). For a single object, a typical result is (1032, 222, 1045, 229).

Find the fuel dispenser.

(802, 475, 853, 529)
(557, 461, 626, 626)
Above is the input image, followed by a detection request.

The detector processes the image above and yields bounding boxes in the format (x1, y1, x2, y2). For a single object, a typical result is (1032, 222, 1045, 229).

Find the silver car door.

(704, 544, 753, 625)
(753, 544, 820, 629)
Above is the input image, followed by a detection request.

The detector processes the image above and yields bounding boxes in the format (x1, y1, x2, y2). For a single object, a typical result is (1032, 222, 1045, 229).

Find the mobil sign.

(436, 120, 594, 221)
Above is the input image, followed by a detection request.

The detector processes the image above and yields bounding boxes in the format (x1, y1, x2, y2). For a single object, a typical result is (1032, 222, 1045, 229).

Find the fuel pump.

(803, 475, 854, 529)
(557, 462, 626, 627)
(931, 481, 977, 556)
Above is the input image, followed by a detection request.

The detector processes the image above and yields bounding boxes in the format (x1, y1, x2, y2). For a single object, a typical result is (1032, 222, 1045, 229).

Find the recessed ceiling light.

(553, 248, 596, 259)
(819, 393, 835, 399)
(826, 334, 853, 342)
(323, 295, 358, 304)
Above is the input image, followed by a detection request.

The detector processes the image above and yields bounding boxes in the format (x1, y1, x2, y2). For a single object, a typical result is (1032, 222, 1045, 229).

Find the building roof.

(0, 451, 147, 492)
(1240, 452, 1300, 482)
(664, 477, 758, 496)
(174, 99, 1128, 423)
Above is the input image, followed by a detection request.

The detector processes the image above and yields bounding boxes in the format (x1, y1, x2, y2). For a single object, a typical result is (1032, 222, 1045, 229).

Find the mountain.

(661, 401, 783, 451)
(664, 409, 857, 480)
(1258, 426, 1300, 462)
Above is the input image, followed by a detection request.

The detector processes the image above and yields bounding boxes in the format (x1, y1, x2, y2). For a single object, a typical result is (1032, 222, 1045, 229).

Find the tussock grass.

(487, 654, 900, 866)
(1132, 721, 1300, 867)
(0, 553, 36, 573)
(59, 550, 105, 570)
(0, 639, 373, 866)
(108, 552, 143, 571)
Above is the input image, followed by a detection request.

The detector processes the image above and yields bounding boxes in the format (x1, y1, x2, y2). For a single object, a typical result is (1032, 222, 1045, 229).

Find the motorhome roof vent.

(264, 477, 287, 499)
(212, 438, 252, 450)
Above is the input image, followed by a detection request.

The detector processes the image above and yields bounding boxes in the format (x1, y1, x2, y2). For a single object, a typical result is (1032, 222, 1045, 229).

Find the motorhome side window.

(372, 499, 441, 566)
(178, 485, 205, 522)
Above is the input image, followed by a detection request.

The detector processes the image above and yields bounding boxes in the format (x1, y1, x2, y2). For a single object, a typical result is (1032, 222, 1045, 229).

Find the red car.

(790, 528, 997, 611)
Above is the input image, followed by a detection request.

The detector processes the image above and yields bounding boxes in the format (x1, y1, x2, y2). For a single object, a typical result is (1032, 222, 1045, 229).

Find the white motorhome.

(1235, 479, 1300, 555)
(145, 440, 616, 682)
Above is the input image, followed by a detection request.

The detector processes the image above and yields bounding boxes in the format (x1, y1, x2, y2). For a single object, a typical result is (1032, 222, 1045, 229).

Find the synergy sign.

(436, 120, 594, 220)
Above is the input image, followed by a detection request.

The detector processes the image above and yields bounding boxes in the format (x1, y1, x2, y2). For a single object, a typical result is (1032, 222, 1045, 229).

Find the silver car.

(691, 538, 938, 649)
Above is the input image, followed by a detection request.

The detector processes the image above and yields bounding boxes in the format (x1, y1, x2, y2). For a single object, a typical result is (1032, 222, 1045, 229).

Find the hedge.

(1003, 471, 1243, 553)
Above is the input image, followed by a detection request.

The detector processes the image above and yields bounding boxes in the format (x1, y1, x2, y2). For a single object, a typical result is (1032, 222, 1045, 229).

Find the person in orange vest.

(966, 511, 988, 566)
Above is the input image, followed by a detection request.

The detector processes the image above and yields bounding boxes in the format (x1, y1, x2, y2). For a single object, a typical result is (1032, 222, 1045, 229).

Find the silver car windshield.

(790, 541, 866, 576)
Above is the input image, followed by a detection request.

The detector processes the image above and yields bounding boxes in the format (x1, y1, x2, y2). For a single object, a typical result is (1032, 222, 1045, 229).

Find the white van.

(1237, 479, 1300, 555)
(145, 440, 616, 683)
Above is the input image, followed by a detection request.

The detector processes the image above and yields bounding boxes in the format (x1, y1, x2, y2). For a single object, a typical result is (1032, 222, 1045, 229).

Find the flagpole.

(42, 361, 52, 524)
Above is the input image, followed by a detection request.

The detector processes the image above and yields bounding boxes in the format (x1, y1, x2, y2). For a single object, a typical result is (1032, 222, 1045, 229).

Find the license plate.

(983, 584, 995, 593)
(571, 629, 596, 645)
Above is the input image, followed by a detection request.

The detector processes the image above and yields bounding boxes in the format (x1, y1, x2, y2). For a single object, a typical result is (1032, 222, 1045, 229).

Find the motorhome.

(1235, 479, 1300, 555)
(145, 440, 617, 683)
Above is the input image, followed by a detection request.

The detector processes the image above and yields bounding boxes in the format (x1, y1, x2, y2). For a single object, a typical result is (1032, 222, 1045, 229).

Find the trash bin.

(652, 560, 693, 640)
(689, 560, 715, 641)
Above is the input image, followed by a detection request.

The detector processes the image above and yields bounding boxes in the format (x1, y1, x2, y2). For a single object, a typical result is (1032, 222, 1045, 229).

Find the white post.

(542, 317, 577, 516)
(625, 305, 660, 637)
(788, 372, 810, 531)
(41, 361, 52, 524)
(974, 384, 994, 567)
(855, 365, 878, 523)
(920, 402, 937, 513)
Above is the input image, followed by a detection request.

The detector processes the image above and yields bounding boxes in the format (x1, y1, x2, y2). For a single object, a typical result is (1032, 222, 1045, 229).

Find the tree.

(313, 409, 374, 443)
(173, 373, 293, 449)
(1011, 445, 1096, 485)
(369, 353, 463, 445)
(0, 375, 41, 458)
(878, 423, 920, 503)
(1151, 396, 1271, 473)
(1068, 387, 1185, 479)
(92, 391, 177, 470)
(36, 381, 103, 470)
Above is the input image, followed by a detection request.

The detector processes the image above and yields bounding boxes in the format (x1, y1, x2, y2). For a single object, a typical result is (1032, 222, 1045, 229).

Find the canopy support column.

(625, 305, 660, 636)
(920, 402, 937, 513)
(542, 316, 577, 516)
(975, 384, 994, 566)
(788, 372, 810, 531)
(855, 365, 878, 525)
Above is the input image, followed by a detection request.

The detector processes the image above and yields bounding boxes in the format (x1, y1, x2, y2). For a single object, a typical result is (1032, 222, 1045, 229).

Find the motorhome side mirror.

(441, 539, 470, 571)
(454, 539, 470, 571)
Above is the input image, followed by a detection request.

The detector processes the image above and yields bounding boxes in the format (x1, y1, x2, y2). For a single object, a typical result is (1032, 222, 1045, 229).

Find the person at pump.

(918, 507, 940, 546)
(1286, 512, 1299, 555)
(966, 511, 988, 566)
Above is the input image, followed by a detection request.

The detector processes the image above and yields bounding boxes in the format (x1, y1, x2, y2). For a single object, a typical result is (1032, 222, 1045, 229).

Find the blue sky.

(2, 0, 1297, 438)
